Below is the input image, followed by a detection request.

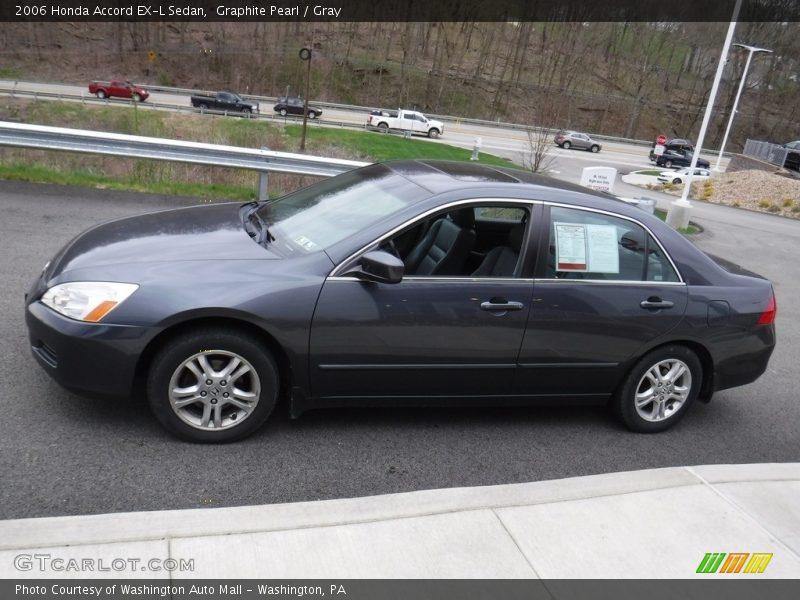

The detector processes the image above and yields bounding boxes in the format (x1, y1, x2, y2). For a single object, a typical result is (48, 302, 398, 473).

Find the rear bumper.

(713, 326, 776, 392)
(26, 301, 156, 400)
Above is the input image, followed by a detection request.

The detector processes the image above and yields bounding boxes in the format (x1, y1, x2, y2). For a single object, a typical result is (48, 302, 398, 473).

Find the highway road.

(0, 179, 796, 520)
(0, 78, 727, 180)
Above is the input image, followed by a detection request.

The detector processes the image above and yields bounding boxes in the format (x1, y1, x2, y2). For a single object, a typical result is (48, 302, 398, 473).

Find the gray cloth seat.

(472, 222, 525, 277)
(404, 208, 476, 275)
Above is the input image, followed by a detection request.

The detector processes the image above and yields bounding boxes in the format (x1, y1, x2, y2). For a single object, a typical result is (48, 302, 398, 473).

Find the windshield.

(256, 164, 425, 255)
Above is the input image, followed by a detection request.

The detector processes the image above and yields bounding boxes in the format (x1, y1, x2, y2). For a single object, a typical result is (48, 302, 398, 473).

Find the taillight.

(757, 292, 776, 325)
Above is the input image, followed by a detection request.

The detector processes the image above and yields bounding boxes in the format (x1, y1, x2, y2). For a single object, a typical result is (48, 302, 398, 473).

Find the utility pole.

(299, 47, 312, 152)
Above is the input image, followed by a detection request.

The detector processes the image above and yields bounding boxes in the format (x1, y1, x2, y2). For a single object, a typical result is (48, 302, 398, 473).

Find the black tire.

(279, 108, 287, 116)
(147, 328, 279, 443)
(590, 145, 600, 153)
(612, 345, 702, 433)
(665, 160, 673, 168)
(132, 93, 141, 102)
(378, 122, 389, 132)
(562, 141, 571, 149)
(308, 110, 316, 119)
(241, 107, 251, 114)
(673, 178, 682, 185)
(199, 103, 209, 110)
(428, 128, 440, 139)
(96, 90, 107, 99)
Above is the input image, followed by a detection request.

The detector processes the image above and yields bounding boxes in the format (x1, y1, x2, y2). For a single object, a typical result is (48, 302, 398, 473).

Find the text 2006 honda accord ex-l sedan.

(25, 160, 776, 442)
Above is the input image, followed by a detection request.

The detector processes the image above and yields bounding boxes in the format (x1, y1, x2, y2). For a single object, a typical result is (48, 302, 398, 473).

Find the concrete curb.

(1, 463, 798, 551)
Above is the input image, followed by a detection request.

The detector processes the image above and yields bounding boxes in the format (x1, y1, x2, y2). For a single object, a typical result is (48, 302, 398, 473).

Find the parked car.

(88, 80, 149, 102)
(273, 96, 322, 119)
(656, 150, 710, 169)
(657, 167, 711, 185)
(649, 138, 694, 162)
(554, 130, 601, 152)
(25, 160, 776, 442)
(190, 91, 259, 114)
(782, 140, 800, 171)
(366, 109, 444, 138)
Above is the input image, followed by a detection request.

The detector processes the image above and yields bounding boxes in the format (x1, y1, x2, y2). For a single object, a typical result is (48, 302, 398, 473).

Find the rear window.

(545, 206, 679, 282)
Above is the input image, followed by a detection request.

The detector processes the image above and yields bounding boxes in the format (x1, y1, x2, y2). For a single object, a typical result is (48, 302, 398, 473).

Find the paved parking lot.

(1, 180, 797, 519)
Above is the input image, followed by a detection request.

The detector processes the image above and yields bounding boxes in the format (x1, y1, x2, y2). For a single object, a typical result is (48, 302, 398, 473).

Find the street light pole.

(665, 0, 742, 231)
(714, 43, 773, 171)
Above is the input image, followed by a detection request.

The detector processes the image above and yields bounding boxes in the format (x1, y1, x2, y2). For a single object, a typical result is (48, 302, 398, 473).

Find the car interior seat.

(404, 208, 477, 276)
(472, 221, 525, 277)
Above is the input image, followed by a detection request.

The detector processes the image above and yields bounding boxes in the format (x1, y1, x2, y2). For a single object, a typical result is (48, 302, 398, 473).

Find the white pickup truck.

(366, 109, 444, 139)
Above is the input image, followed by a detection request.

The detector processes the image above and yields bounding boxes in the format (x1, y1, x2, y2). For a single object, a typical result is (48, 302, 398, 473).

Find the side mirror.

(346, 250, 404, 284)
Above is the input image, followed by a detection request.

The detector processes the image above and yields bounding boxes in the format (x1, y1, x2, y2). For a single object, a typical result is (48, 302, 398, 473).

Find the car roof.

(382, 160, 626, 210)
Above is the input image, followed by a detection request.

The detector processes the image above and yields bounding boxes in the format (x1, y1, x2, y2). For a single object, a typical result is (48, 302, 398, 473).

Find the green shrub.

(758, 200, 772, 209)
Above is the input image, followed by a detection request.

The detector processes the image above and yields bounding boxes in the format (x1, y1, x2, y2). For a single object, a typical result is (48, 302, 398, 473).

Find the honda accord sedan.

(25, 160, 776, 442)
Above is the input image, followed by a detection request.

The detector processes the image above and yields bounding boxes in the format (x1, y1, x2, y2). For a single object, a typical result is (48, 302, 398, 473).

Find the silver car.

(554, 130, 602, 152)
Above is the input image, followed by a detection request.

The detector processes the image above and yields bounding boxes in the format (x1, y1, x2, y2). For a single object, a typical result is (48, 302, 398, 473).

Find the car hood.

(48, 203, 278, 277)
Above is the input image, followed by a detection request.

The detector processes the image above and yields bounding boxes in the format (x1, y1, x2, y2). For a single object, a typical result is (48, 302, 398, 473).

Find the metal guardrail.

(0, 121, 369, 200)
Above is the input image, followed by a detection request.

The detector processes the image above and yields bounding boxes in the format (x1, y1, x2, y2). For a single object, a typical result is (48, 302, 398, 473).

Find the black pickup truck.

(190, 91, 259, 114)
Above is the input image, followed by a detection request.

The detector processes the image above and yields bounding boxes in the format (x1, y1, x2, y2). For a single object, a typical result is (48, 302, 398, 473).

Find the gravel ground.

(682, 170, 800, 219)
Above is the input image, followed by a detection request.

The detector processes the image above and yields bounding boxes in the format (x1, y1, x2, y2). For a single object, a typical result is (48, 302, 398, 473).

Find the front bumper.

(26, 301, 156, 400)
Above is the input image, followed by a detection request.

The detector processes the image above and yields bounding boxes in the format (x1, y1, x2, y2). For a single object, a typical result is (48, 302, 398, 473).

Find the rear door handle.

(481, 300, 524, 312)
(640, 297, 674, 310)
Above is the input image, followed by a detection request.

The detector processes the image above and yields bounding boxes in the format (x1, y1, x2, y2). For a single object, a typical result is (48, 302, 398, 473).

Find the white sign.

(580, 166, 617, 194)
(654, 144, 666, 156)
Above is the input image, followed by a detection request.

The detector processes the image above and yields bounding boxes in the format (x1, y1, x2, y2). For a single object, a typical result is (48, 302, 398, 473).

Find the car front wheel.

(147, 328, 279, 443)
(673, 178, 682, 185)
(308, 110, 317, 119)
(590, 145, 600, 153)
(665, 160, 673, 168)
(612, 345, 702, 433)
(562, 141, 571, 149)
(428, 128, 440, 139)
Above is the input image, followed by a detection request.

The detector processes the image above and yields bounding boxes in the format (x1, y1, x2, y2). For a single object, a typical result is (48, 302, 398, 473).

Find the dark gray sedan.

(25, 161, 776, 442)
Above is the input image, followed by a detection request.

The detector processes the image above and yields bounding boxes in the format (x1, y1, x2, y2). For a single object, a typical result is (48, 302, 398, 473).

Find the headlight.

(41, 282, 139, 322)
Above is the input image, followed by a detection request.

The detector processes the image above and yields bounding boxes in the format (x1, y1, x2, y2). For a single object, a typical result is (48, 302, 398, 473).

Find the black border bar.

(3, 0, 800, 23)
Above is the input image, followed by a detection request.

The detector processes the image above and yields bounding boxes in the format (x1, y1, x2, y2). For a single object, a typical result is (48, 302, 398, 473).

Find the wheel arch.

(134, 315, 293, 403)
(618, 338, 715, 403)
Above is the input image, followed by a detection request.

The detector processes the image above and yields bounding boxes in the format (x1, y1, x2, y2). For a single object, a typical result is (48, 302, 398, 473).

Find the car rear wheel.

(279, 108, 287, 116)
(96, 90, 107, 99)
(562, 141, 571, 149)
(612, 345, 701, 433)
(590, 145, 600, 153)
(378, 122, 389, 132)
(147, 328, 279, 443)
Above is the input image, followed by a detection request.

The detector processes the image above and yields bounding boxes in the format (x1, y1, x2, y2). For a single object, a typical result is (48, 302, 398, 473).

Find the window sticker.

(554, 223, 587, 271)
(293, 235, 318, 251)
(586, 224, 619, 273)
(554, 222, 620, 274)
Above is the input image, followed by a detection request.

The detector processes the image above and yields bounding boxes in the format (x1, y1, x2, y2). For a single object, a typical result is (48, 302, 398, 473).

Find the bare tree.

(522, 126, 556, 174)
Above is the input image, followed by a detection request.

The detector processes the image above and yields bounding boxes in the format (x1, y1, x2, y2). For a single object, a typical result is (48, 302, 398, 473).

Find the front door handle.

(640, 297, 674, 310)
(480, 300, 524, 312)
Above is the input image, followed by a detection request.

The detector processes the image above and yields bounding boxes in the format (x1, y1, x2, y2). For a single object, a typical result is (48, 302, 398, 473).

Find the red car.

(88, 80, 149, 102)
